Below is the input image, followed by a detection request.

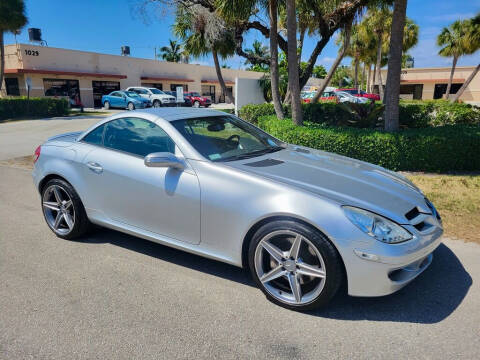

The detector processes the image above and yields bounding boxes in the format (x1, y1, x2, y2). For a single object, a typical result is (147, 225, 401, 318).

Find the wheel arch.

(241, 215, 347, 286)
(38, 173, 71, 194)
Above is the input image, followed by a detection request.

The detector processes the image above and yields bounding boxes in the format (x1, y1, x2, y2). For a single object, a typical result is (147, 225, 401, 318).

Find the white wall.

(234, 77, 265, 116)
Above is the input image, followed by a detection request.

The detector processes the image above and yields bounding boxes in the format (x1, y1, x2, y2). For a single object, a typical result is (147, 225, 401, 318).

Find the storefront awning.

(401, 78, 464, 83)
(5, 68, 127, 79)
(140, 76, 194, 82)
(201, 79, 235, 85)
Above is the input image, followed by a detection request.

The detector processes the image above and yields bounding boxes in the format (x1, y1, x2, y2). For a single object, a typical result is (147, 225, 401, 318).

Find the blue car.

(102, 90, 151, 110)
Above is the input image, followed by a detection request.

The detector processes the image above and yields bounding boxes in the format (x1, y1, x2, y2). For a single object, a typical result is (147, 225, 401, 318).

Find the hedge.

(0, 97, 70, 120)
(258, 115, 480, 172)
(239, 100, 480, 128)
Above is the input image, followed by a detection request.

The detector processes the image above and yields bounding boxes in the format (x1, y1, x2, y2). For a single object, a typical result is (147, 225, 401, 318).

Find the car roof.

(131, 107, 229, 122)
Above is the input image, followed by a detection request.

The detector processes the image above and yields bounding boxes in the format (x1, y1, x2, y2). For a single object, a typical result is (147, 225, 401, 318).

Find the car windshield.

(149, 88, 165, 94)
(188, 92, 200, 97)
(171, 116, 284, 162)
(125, 91, 140, 97)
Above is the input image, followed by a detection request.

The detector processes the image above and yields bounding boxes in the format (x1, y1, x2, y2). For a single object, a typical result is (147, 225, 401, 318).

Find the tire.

(104, 101, 110, 110)
(193, 101, 200, 108)
(127, 102, 135, 111)
(248, 220, 342, 311)
(153, 100, 161, 108)
(41, 178, 92, 240)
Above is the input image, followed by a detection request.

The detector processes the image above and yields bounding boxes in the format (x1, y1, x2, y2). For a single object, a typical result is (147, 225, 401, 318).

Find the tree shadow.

(85, 229, 472, 324)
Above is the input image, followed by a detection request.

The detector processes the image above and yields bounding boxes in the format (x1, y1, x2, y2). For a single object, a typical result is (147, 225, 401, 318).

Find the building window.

(201, 85, 215, 102)
(44, 79, 81, 106)
(399, 84, 423, 100)
(142, 83, 163, 90)
(433, 83, 463, 99)
(5, 78, 20, 96)
(92, 81, 120, 108)
(170, 84, 188, 92)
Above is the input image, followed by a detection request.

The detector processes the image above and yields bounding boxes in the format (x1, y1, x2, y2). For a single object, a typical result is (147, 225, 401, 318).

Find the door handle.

(86, 161, 103, 173)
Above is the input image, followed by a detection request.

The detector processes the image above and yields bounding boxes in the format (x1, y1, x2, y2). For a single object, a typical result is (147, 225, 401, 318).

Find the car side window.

(111, 92, 121, 97)
(82, 124, 106, 146)
(103, 117, 176, 157)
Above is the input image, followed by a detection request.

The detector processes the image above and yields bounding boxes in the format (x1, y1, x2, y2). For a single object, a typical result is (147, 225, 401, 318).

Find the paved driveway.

(0, 116, 479, 359)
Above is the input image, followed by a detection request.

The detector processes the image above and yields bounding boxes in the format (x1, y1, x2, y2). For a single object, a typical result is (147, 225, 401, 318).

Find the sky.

(4, 0, 480, 71)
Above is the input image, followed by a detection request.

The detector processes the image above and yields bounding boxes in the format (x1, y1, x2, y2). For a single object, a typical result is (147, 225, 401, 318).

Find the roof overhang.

(141, 76, 194, 82)
(5, 68, 127, 79)
(201, 79, 235, 85)
(400, 78, 464, 84)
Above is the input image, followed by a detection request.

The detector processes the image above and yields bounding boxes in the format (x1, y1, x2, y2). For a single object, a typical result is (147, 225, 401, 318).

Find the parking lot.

(1, 116, 479, 359)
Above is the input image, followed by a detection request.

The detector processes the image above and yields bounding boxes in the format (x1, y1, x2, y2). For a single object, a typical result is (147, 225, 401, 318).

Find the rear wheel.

(104, 101, 110, 110)
(248, 220, 342, 311)
(41, 178, 91, 240)
(127, 102, 135, 111)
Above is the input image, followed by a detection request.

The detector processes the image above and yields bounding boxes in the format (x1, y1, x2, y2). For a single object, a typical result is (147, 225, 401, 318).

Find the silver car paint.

(32, 108, 443, 297)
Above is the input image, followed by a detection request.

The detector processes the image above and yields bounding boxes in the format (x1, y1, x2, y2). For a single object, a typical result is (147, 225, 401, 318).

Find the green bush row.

(239, 100, 480, 128)
(0, 97, 70, 120)
(258, 115, 480, 172)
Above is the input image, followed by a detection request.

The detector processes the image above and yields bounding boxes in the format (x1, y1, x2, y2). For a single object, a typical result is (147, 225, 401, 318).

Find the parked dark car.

(164, 91, 192, 107)
(184, 92, 212, 107)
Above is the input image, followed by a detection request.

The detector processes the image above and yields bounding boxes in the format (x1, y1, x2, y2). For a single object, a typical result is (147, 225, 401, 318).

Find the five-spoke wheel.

(249, 220, 342, 310)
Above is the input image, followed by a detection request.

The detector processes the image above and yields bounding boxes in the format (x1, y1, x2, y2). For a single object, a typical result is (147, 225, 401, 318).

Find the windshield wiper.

(221, 146, 284, 162)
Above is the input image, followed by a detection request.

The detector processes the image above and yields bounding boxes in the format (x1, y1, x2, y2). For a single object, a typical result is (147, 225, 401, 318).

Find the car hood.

(225, 145, 428, 224)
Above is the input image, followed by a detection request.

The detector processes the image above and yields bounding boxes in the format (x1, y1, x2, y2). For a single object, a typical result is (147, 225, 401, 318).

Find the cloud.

(319, 57, 336, 64)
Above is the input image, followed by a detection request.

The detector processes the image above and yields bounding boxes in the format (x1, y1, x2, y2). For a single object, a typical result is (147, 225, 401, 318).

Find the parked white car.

(336, 91, 369, 104)
(126, 87, 176, 108)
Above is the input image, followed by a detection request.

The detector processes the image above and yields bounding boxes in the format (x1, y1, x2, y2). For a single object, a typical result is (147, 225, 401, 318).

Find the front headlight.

(343, 206, 412, 244)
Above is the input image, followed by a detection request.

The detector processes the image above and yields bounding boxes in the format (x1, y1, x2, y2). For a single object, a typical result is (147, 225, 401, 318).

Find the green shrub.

(258, 115, 480, 172)
(239, 100, 480, 128)
(0, 97, 70, 120)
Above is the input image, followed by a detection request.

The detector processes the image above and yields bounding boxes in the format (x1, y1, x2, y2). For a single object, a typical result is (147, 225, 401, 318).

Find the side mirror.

(144, 152, 184, 170)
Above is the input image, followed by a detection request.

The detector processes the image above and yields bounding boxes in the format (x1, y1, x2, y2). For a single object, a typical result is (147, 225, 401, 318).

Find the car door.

(109, 92, 122, 108)
(80, 117, 201, 245)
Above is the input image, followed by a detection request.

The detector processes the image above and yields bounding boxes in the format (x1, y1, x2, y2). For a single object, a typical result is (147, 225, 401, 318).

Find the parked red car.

(301, 91, 338, 104)
(184, 92, 212, 107)
(335, 88, 380, 101)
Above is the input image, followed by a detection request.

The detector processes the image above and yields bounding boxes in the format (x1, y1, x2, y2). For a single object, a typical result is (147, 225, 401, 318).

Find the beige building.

(381, 66, 480, 103)
(1, 43, 265, 108)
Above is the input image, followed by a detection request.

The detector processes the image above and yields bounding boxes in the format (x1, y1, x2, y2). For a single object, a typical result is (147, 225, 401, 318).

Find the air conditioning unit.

(28, 28, 42, 42)
(121, 46, 130, 56)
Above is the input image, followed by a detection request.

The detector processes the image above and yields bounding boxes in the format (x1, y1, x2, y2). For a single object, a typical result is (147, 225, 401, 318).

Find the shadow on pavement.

(86, 229, 472, 324)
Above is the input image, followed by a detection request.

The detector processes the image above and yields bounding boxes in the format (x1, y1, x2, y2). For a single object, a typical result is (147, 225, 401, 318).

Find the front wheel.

(127, 102, 135, 111)
(153, 100, 161, 108)
(41, 178, 92, 240)
(193, 101, 200, 108)
(248, 220, 343, 311)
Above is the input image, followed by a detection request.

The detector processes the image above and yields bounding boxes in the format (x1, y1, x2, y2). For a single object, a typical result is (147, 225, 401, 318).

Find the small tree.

(0, 0, 27, 92)
(159, 39, 186, 62)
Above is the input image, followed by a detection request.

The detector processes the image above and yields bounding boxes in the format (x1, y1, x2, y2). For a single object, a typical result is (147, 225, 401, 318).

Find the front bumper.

(342, 225, 443, 297)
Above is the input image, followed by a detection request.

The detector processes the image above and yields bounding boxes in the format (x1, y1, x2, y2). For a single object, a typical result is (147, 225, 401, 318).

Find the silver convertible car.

(32, 108, 443, 310)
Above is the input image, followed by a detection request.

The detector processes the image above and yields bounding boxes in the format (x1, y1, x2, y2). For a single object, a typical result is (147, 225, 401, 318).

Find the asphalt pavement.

(0, 115, 479, 359)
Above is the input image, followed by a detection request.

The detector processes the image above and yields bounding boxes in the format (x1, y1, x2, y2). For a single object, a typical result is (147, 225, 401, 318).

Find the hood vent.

(244, 159, 284, 167)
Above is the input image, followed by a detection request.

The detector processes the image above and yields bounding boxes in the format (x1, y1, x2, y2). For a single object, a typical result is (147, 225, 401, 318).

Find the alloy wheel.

(42, 185, 75, 236)
(254, 230, 326, 306)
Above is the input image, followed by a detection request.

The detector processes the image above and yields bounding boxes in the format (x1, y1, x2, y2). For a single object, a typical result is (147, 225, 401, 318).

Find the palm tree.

(159, 39, 184, 62)
(268, 0, 284, 119)
(244, 40, 270, 69)
(174, 4, 235, 104)
(286, 0, 302, 125)
(451, 13, 480, 102)
(437, 19, 476, 99)
(384, 0, 408, 132)
(0, 0, 27, 92)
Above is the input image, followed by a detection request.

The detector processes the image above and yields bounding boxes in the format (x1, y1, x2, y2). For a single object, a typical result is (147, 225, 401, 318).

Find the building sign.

(176, 86, 184, 103)
(24, 49, 40, 56)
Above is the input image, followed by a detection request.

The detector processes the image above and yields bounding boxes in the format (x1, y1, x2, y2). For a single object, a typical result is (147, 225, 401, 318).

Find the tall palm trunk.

(366, 64, 371, 92)
(375, 31, 384, 101)
(385, 0, 408, 131)
(451, 63, 480, 102)
(311, 23, 352, 103)
(0, 30, 4, 93)
(286, 0, 302, 125)
(372, 63, 376, 93)
(354, 57, 359, 89)
(445, 55, 458, 99)
(361, 63, 366, 91)
(212, 49, 234, 104)
(269, 0, 283, 119)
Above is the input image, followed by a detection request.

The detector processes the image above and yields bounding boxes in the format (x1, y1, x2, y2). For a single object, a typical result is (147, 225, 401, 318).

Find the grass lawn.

(406, 174, 480, 244)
